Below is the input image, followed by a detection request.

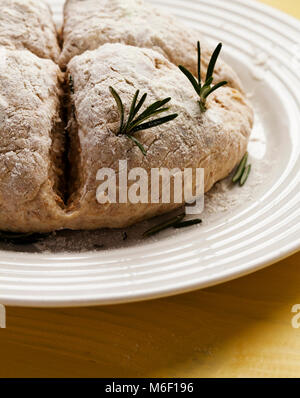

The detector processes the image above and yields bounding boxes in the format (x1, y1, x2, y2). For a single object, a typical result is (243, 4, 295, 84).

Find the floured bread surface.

(64, 44, 253, 230)
(0, 49, 66, 233)
(0, 0, 60, 62)
(60, 0, 242, 91)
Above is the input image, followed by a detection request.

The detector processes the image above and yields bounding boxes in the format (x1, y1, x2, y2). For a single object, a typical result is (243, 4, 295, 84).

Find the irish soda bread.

(0, 0, 254, 232)
(63, 44, 253, 230)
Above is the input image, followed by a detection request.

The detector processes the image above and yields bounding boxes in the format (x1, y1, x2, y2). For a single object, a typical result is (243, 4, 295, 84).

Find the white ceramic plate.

(0, 0, 300, 307)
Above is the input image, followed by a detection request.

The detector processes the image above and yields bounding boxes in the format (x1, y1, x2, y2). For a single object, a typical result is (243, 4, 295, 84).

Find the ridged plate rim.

(0, 0, 299, 307)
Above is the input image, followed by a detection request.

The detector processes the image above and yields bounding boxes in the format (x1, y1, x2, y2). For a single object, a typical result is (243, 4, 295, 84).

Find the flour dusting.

(0, 113, 275, 254)
(202, 159, 268, 221)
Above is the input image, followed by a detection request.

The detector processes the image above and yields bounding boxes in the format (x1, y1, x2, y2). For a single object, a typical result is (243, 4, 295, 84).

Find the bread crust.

(0, 0, 60, 62)
(60, 0, 242, 91)
(0, 49, 65, 233)
(63, 44, 253, 230)
(0, 0, 254, 232)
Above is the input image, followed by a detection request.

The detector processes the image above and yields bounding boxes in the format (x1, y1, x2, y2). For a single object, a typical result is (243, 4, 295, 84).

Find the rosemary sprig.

(109, 87, 178, 155)
(178, 41, 228, 112)
(232, 152, 248, 183)
(143, 213, 185, 237)
(232, 152, 252, 186)
(174, 219, 202, 229)
(240, 164, 252, 186)
(143, 213, 202, 237)
(0, 231, 50, 245)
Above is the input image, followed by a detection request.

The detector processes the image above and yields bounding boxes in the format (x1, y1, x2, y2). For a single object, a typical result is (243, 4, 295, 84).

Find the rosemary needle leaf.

(202, 76, 214, 88)
(109, 87, 177, 155)
(178, 65, 200, 95)
(131, 92, 148, 121)
(200, 85, 212, 99)
(174, 219, 202, 229)
(132, 114, 178, 133)
(232, 152, 248, 183)
(125, 90, 141, 132)
(203, 81, 228, 99)
(128, 107, 170, 131)
(197, 41, 201, 86)
(132, 98, 172, 125)
(179, 42, 226, 113)
(206, 43, 222, 82)
(109, 86, 124, 132)
(127, 90, 140, 126)
(143, 213, 186, 237)
(126, 134, 147, 156)
(240, 164, 252, 186)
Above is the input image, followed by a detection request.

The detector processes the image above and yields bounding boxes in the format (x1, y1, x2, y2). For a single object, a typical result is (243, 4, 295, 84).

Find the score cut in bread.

(0, 0, 254, 232)
(63, 43, 253, 230)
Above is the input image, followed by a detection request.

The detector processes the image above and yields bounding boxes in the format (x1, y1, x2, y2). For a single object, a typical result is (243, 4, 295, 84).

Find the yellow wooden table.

(1, 0, 300, 378)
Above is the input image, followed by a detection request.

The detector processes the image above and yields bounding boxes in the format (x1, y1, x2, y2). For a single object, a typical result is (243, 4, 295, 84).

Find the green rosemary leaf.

(199, 78, 214, 101)
(240, 164, 252, 186)
(206, 43, 222, 82)
(174, 219, 202, 228)
(179, 42, 226, 113)
(132, 98, 172, 125)
(109, 86, 125, 133)
(132, 92, 147, 121)
(143, 213, 186, 237)
(132, 113, 178, 133)
(232, 152, 248, 183)
(126, 134, 147, 156)
(202, 76, 214, 89)
(127, 90, 140, 126)
(128, 108, 170, 133)
(203, 81, 228, 99)
(109, 87, 177, 154)
(178, 65, 200, 95)
(197, 41, 201, 86)
(128, 107, 170, 132)
(200, 85, 212, 99)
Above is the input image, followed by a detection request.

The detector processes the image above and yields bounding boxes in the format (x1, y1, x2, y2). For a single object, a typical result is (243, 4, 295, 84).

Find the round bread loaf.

(64, 43, 253, 230)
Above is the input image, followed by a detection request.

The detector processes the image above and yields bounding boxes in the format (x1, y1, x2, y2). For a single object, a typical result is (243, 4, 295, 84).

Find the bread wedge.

(0, 49, 65, 232)
(0, 0, 60, 62)
(63, 44, 253, 230)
